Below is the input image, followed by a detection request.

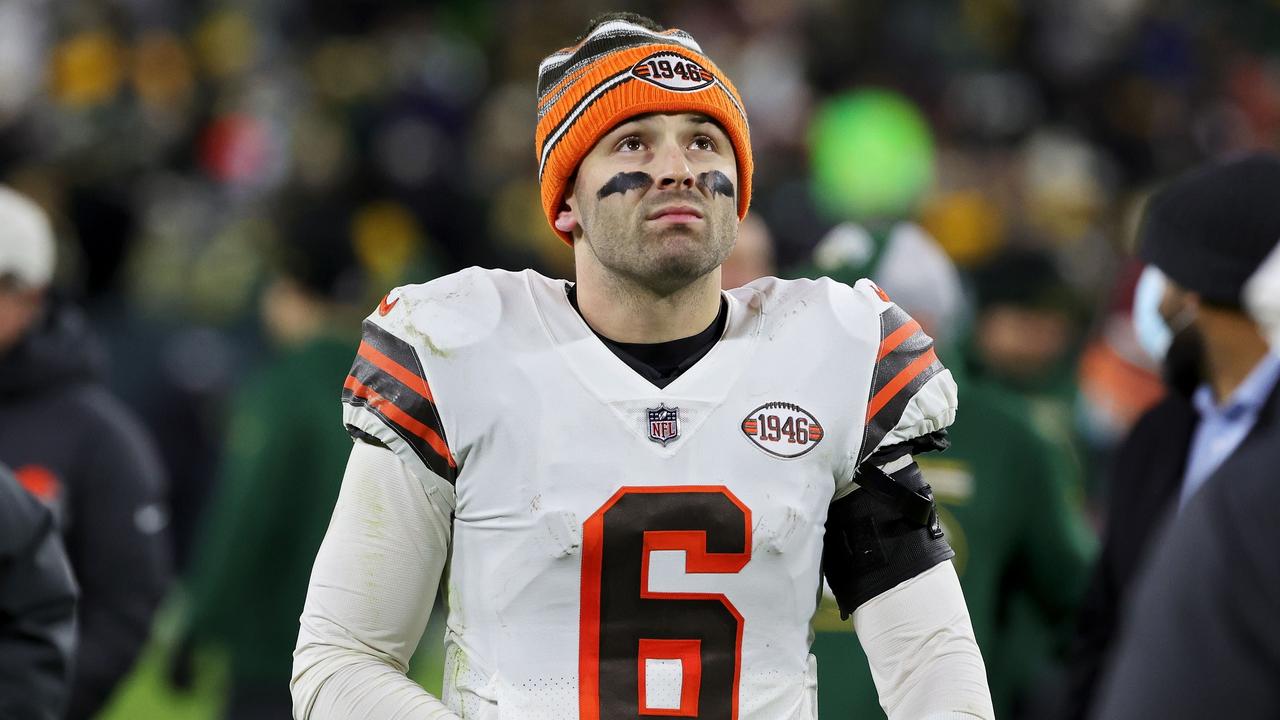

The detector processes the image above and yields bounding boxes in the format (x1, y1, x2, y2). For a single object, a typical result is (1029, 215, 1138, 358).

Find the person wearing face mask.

(1056, 152, 1280, 720)
(1086, 239, 1280, 719)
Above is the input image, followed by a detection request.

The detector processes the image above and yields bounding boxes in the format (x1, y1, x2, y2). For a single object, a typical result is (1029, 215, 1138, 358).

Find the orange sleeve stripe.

(357, 340, 435, 403)
(866, 348, 940, 421)
(344, 375, 456, 468)
(877, 319, 922, 361)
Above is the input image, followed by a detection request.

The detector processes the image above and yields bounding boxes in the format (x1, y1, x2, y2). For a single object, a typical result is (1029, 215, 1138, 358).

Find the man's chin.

(641, 247, 725, 292)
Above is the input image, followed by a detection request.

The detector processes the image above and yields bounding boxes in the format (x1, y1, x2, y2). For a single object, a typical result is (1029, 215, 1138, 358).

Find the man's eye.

(616, 137, 645, 152)
(690, 136, 716, 151)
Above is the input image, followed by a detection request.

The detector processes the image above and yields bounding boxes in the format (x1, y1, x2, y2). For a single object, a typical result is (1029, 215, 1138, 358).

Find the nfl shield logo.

(647, 404, 680, 446)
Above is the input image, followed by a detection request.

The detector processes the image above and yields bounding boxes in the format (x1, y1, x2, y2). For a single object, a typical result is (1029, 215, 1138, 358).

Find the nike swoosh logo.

(378, 294, 399, 316)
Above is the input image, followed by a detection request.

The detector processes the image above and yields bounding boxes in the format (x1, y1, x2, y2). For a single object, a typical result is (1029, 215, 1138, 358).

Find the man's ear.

(555, 182, 579, 234)
(554, 203, 578, 234)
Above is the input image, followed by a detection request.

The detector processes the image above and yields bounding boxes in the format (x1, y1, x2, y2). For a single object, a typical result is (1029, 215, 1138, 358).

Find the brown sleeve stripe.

(877, 317, 922, 361)
(341, 320, 456, 482)
(343, 375, 457, 480)
(866, 347, 942, 422)
(357, 340, 434, 404)
(359, 321, 424, 380)
(857, 305, 946, 464)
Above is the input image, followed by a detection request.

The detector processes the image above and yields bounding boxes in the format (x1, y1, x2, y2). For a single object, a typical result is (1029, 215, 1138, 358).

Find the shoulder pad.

(369, 266, 512, 357)
(852, 279, 957, 464)
(337, 266, 517, 485)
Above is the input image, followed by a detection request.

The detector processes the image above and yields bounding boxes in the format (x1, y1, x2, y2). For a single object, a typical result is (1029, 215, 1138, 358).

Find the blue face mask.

(1133, 265, 1172, 362)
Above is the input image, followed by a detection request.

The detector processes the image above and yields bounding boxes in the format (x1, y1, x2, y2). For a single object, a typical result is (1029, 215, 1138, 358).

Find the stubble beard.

(586, 205, 736, 298)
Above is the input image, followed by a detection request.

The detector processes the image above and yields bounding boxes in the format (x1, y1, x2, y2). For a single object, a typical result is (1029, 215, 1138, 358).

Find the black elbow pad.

(822, 459, 954, 620)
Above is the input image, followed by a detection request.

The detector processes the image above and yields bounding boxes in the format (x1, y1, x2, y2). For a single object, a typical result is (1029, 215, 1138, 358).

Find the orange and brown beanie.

(535, 17, 753, 244)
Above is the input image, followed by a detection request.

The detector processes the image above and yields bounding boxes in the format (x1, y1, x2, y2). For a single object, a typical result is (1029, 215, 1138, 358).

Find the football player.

(292, 12, 994, 720)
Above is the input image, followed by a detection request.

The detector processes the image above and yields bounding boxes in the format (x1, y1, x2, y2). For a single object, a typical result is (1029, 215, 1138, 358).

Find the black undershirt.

(566, 284, 727, 389)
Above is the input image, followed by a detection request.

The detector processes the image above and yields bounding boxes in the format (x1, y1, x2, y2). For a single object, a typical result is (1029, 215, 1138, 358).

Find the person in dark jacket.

(0, 185, 171, 718)
(1090, 247, 1280, 718)
(1059, 153, 1280, 719)
(0, 463, 79, 720)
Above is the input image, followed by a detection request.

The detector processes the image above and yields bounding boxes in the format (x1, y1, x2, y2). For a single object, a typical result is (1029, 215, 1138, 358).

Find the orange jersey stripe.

(357, 340, 435, 403)
(344, 375, 456, 468)
(866, 348, 939, 422)
(877, 318, 922, 361)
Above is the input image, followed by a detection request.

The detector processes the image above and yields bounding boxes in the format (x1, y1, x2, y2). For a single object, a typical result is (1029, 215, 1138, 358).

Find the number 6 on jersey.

(580, 486, 752, 719)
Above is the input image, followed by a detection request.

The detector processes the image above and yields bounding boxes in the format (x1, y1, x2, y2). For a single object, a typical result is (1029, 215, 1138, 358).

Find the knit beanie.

(0, 185, 54, 289)
(1138, 152, 1280, 307)
(535, 17, 753, 244)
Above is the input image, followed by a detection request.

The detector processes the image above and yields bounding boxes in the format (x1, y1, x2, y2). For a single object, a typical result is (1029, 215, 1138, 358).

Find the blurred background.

(2, 0, 1278, 717)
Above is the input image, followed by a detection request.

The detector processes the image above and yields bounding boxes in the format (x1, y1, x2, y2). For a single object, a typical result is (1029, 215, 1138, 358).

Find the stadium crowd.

(2, 0, 1279, 718)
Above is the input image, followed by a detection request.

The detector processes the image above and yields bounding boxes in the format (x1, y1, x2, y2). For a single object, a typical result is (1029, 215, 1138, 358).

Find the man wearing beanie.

(1089, 240, 1280, 719)
(292, 13, 993, 720)
(0, 185, 172, 718)
(1060, 152, 1280, 720)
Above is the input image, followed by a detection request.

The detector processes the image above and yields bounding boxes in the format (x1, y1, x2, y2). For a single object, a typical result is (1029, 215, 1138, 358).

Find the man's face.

(559, 113, 739, 296)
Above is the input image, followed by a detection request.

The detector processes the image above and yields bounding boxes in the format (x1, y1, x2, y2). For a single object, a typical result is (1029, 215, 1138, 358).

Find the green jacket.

(187, 335, 356, 683)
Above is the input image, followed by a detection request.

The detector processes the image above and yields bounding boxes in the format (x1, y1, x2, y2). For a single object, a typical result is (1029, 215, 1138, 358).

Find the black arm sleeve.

(822, 433, 955, 619)
(0, 468, 79, 720)
(63, 391, 172, 719)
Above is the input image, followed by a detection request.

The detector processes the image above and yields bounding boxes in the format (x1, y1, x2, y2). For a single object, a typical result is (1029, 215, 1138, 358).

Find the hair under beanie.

(535, 17, 753, 244)
(1138, 152, 1280, 307)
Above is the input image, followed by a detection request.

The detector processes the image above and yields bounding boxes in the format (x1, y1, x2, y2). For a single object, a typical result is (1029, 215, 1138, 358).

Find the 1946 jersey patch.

(740, 402, 825, 459)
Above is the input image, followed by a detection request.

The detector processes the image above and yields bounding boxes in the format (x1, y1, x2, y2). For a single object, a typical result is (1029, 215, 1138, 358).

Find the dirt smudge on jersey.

(541, 510, 582, 557)
(400, 320, 451, 358)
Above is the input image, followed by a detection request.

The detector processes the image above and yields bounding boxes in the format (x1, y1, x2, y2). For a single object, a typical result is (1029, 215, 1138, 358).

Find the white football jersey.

(340, 267, 957, 720)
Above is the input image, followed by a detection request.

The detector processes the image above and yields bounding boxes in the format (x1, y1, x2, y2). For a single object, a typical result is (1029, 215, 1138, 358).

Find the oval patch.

(741, 402, 825, 459)
(630, 51, 716, 92)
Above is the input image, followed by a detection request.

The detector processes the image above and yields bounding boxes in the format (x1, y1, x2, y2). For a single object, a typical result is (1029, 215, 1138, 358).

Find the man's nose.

(654, 142, 695, 190)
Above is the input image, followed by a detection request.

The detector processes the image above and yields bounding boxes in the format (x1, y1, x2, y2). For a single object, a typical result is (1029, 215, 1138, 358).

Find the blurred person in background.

(179, 201, 372, 719)
(1061, 152, 1280, 720)
(795, 90, 967, 348)
(0, 463, 79, 720)
(1090, 239, 1280, 719)
(965, 244, 1089, 487)
(807, 242, 1094, 719)
(720, 213, 775, 289)
(0, 185, 171, 719)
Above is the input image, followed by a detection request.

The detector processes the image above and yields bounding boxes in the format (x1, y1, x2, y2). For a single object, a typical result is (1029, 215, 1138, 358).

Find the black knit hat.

(276, 200, 365, 304)
(1138, 152, 1280, 307)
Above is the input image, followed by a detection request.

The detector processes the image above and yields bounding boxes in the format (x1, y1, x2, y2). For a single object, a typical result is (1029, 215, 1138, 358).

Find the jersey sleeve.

(852, 279, 958, 468)
(341, 296, 457, 499)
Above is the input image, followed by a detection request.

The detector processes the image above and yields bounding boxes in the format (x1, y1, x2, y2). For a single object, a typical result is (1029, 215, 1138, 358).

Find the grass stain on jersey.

(697, 170, 735, 199)
(402, 321, 451, 358)
(597, 171, 653, 198)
